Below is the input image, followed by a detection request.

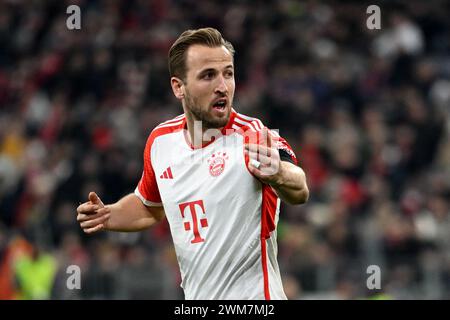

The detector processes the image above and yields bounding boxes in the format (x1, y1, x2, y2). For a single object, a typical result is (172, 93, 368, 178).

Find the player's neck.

(184, 116, 222, 148)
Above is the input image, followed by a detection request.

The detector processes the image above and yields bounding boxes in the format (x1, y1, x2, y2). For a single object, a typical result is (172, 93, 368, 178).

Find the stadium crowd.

(1, 0, 450, 299)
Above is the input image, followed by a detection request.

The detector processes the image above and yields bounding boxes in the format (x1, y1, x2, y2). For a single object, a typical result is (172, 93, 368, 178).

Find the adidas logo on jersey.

(160, 167, 173, 179)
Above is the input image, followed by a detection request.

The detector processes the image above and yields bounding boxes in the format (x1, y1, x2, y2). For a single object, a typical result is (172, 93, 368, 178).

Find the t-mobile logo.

(179, 200, 208, 244)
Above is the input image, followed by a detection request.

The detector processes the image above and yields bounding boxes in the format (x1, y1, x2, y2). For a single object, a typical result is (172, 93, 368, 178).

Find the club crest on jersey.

(207, 151, 229, 177)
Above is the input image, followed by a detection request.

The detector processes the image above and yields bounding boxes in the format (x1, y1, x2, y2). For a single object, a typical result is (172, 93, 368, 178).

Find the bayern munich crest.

(207, 151, 229, 177)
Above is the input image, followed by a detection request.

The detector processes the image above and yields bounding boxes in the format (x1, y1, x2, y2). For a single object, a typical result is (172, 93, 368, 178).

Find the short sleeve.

(134, 135, 163, 207)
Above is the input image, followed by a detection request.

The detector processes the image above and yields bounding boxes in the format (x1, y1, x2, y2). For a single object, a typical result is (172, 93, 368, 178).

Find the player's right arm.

(78, 130, 165, 234)
(77, 191, 165, 233)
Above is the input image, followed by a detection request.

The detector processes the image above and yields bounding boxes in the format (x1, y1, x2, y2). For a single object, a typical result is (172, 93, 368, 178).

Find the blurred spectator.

(14, 244, 57, 299)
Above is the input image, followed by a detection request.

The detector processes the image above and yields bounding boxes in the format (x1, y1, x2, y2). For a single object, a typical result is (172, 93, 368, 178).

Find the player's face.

(181, 45, 235, 129)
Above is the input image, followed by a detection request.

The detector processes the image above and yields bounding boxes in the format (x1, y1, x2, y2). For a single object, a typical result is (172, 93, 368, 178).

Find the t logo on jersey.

(179, 200, 208, 244)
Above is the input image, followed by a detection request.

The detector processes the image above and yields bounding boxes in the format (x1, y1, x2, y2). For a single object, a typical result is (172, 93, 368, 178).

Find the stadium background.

(1, 0, 449, 299)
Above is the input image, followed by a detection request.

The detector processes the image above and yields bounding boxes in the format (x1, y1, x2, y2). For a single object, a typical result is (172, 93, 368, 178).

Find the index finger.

(77, 203, 101, 214)
(266, 128, 274, 149)
(259, 127, 268, 148)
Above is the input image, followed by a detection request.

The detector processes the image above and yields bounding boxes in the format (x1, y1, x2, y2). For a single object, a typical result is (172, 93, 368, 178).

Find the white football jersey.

(135, 109, 297, 300)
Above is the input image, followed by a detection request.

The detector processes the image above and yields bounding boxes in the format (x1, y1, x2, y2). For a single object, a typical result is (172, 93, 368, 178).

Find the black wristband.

(279, 148, 296, 164)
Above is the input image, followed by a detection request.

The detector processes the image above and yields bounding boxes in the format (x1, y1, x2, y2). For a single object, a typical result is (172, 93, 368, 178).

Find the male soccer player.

(77, 28, 309, 300)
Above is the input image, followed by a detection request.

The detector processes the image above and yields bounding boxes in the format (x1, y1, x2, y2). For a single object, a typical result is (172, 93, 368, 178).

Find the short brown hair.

(168, 27, 235, 81)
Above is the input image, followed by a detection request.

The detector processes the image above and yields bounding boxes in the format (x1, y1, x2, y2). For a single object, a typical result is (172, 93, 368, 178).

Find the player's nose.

(214, 75, 228, 95)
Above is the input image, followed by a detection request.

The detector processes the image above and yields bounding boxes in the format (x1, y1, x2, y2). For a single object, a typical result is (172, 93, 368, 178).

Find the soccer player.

(76, 27, 309, 300)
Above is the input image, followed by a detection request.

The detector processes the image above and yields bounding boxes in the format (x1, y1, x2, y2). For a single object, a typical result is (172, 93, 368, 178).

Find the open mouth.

(212, 99, 227, 111)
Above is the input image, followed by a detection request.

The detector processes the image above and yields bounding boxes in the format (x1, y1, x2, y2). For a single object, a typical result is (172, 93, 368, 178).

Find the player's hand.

(76, 192, 110, 234)
(244, 127, 282, 186)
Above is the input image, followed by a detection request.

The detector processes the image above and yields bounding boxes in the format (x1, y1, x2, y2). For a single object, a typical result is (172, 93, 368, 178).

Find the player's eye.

(202, 71, 215, 80)
(224, 70, 234, 78)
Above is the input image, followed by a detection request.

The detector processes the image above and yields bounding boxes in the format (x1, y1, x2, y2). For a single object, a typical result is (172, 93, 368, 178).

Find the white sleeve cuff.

(134, 187, 163, 207)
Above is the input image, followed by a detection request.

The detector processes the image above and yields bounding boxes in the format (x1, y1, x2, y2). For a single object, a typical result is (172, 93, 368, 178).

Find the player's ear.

(171, 77, 185, 100)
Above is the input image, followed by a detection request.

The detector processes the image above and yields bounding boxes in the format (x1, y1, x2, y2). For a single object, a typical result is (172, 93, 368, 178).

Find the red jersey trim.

(234, 113, 263, 132)
(155, 114, 185, 127)
(261, 238, 270, 300)
(148, 119, 185, 146)
(260, 184, 278, 300)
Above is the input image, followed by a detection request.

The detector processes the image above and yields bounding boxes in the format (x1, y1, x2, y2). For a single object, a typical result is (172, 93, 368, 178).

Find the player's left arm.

(245, 128, 309, 205)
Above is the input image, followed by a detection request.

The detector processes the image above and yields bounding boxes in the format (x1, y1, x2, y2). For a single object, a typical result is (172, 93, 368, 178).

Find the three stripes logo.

(160, 167, 173, 179)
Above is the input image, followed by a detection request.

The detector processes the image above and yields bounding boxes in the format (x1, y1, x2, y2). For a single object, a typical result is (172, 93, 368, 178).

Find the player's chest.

(152, 135, 250, 200)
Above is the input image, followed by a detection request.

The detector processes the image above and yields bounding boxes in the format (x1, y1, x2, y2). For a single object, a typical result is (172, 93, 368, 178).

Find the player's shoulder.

(231, 110, 265, 133)
(154, 113, 186, 130)
(145, 114, 186, 147)
(231, 110, 280, 137)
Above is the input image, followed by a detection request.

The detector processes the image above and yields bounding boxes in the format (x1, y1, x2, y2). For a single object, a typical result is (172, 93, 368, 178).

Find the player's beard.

(184, 89, 231, 129)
